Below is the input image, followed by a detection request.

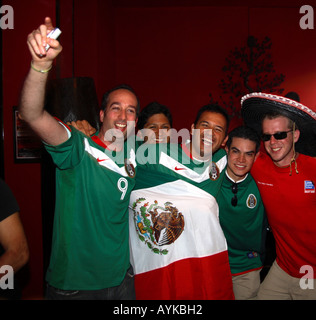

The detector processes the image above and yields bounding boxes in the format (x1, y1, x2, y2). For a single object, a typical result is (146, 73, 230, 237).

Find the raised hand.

(27, 17, 62, 70)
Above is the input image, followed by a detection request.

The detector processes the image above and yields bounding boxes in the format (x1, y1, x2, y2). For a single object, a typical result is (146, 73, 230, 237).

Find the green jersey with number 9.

(44, 125, 137, 290)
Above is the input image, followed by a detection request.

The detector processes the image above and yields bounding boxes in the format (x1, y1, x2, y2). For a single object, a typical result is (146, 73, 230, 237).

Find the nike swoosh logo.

(97, 158, 108, 162)
(175, 166, 186, 171)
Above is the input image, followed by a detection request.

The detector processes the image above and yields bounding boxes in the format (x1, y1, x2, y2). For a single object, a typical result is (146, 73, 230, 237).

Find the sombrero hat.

(241, 92, 316, 157)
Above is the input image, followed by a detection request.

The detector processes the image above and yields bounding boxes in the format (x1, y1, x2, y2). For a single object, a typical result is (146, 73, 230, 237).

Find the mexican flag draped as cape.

(129, 143, 234, 300)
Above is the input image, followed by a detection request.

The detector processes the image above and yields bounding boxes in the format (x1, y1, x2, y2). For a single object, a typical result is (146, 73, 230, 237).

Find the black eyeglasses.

(261, 130, 292, 142)
(231, 182, 238, 207)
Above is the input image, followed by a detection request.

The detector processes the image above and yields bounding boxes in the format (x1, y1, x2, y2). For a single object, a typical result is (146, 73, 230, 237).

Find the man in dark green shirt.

(218, 126, 267, 300)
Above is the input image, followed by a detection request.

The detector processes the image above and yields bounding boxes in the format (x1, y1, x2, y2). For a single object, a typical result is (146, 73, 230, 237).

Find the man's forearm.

(19, 61, 51, 124)
(0, 213, 29, 276)
(0, 244, 29, 275)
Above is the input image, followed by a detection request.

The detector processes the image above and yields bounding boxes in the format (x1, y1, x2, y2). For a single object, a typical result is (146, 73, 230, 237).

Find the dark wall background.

(1, 0, 316, 298)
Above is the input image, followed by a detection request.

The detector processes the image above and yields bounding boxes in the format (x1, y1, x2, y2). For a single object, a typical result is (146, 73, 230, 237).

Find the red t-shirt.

(251, 152, 316, 278)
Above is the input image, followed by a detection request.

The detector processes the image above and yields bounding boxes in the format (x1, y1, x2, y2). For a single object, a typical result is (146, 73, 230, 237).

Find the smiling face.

(190, 111, 228, 160)
(262, 115, 300, 167)
(98, 88, 138, 148)
(142, 113, 171, 144)
(225, 137, 258, 181)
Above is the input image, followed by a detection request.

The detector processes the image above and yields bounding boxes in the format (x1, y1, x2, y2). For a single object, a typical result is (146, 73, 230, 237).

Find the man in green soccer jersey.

(217, 126, 267, 300)
(19, 17, 139, 300)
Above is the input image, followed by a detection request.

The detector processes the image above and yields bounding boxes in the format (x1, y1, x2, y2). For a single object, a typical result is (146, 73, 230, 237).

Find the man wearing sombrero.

(241, 92, 316, 299)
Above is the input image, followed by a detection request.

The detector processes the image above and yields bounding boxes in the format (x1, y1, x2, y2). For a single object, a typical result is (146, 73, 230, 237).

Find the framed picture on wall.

(13, 106, 42, 163)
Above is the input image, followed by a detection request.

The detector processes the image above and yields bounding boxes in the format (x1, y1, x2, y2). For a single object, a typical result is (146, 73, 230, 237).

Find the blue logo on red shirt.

(304, 180, 315, 193)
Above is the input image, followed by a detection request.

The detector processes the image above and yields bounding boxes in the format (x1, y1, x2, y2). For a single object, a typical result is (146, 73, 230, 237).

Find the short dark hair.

(194, 104, 230, 133)
(100, 84, 140, 115)
(137, 101, 173, 130)
(226, 125, 261, 153)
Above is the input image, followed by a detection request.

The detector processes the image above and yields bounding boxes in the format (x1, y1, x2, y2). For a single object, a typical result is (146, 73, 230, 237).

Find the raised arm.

(19, 17, 68, 146)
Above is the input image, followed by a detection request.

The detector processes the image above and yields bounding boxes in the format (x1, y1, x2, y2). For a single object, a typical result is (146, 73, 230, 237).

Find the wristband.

(30, 61, 53, 73)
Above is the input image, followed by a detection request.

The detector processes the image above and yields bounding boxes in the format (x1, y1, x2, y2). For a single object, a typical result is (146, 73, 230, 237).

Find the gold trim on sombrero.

(241, 92, 316, 120)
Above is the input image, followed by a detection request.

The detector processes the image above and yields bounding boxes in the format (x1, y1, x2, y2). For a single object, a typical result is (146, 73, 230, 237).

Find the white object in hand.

(45, 28, 62, 51)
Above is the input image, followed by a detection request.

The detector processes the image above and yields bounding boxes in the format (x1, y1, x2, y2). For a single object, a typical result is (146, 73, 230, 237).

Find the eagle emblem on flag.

(131, 198, 185, 255)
